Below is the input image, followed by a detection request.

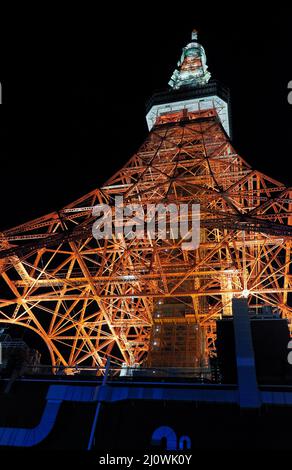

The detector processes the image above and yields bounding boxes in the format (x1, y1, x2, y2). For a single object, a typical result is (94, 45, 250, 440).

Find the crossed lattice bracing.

(0, 109, 291, 367)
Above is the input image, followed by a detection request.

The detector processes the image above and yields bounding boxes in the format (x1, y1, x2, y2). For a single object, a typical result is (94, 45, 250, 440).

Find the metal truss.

(0, 109, 291, 367)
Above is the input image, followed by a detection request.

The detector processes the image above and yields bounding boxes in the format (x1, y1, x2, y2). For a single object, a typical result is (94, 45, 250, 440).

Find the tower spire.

(168, 29, 211, 89)
(146, 29, 230, 136)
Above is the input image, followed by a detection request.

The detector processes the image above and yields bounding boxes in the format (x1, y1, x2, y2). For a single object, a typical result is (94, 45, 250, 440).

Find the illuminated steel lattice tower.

(0, 30, 291, 369)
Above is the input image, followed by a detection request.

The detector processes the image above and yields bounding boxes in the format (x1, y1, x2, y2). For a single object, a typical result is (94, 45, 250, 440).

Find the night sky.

(0, 7, 291, 232)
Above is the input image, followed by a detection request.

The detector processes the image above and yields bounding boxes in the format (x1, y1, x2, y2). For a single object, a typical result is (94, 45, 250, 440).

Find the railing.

(145, 80, 231, 114)
(0, 363, 221, 383)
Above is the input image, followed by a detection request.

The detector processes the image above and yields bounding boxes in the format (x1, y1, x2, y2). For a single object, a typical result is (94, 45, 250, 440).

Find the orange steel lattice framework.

(0, 106, 292, 369)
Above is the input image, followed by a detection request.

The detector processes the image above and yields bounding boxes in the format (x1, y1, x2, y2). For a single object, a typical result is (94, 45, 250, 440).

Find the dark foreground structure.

(1, 299, 292, 453)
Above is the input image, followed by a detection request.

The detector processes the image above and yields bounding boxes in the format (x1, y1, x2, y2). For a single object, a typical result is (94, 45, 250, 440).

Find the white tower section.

(146, 30, 231, 136)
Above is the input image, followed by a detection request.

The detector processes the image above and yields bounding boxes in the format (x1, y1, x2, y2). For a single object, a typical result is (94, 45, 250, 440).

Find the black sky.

(0, 7, 292, 231)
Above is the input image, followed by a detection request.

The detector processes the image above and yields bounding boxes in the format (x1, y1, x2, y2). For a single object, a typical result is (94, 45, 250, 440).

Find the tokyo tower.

(0, 30, 291, 370)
